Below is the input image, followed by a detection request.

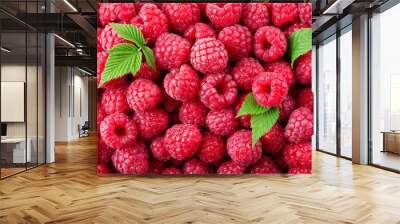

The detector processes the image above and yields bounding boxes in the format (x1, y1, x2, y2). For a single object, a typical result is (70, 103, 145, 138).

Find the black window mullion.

(336, 24, 341, 157)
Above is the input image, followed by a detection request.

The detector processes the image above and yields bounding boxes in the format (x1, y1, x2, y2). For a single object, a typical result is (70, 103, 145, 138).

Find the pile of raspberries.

(97, 3, 313, 175)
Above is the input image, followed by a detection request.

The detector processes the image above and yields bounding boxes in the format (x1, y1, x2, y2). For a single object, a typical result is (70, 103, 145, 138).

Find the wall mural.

(97, 2, 314, 175)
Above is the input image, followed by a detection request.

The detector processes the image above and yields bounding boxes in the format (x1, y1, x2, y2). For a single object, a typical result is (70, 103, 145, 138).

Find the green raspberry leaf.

(250, 107, 280, 146)
(100, 43, 141, 87)
(142, 46, 156, 70)
(289, 28, 312, 66)
(237, 93, 269, 118)
(110, 23, 146, 47)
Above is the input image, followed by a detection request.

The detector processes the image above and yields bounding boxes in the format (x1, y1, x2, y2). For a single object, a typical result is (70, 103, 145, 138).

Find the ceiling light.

(54, 34, 75, 48)
(77, 67, 93, 76)
(1, 47, 11, 53)
(63, 0, 78, 12)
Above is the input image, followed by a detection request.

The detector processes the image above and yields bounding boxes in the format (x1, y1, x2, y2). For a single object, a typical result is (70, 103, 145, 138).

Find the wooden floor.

(1, 135, 400, 224)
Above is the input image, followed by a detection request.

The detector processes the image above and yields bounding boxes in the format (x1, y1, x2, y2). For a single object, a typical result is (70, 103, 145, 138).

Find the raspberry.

(294, 51, 312, 85)
(232, 57, 264, 91)
(98, 3, 136, 26)
(131, 4, 169, 43)
(298, 3, 312, 26)
(101, 87, 129, 115)
(98, 139, 114, 163)
(199, 73, 237, 110)
(97, 28, 103, 51)
(100, 113, 137, 150)
(227, 129, 262, 166)
(100, 25, 126, 50)
(206, 108, 238, 136)
(126, 79, 162, 111)
(97, 163, 112, 174)
(135, 62, 160, 81)
(205, 3, 242, 28)
(296, 88, 314, 112)
(162, 3, 200, 33)
(111, 141, 149, 174)
(271, 3, 299, 27)
(218, 25, 252, 62)
(278, 94, 295, 123)
(162, 92, 181, 112)
(164, 124, 202, 160)
(250, 156, 280, 174)
(252, 72, 289, 107)
(150, 136, 171, 161)
(273, 152, 288, 171)
(234, 94, 251, 128)
(97, 52, 127, 89)
(183, 158, 211, 174)
(265, 60, 296, 87)
(190, 38, 228, 74)
(197, 133, 225, 164)
(217, 161, 246, 174)
(254, 26, 287, 62)
(133, 108, 169, 141)
(288, 167, 311, 174)
(183, 23, 216, 44)
(242, 3, 269, 32)
(260, 124, 286, 155)
(283, 141, 312, 168)
(179, 100, 208, 127)
(284, 107, 314, 143)
(284, 23, 309, 38)
(97, 104, 106, 129)
(154, 33, 191, 71)
(163, 167, 182, 174)
(148, 160, 167, 174)
(168, 159, 184, 168)
(163, 64, 200, 102)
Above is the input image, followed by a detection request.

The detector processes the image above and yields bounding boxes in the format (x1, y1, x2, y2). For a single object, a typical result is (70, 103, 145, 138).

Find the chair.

(79, 121, 90, 138)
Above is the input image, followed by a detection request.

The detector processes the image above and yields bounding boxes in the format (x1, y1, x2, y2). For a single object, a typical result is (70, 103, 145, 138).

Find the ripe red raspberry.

(288, 167, 311, 174)
(298, 3, 312, 26)
(101, 87, 129, 115)
(98, 139, 114, 163)
(97, 163, 112, 174)
(190, 38, 228, 74)
(254, 26, 287, 62)
(265, 60, 296, 87)
(232, 58, 264, 91)
(183, 158, 211, 174)
(154, 33, 191, 71)
(296, 88, 314, 112)
(179, 100, 208, 127)
(295, 51, 312, 85)
(283, 141, 312, 168)
(199, 73, 237, 110)
(131, 4, 169, 43)
(148, 160, 167, 174)
(97, 104, 106, 129)
(162, 3, 200, 33)
(126, 79, 162, 111)
(98, 3, 136, 26)
(271, 3, 299, 27)
(206, 108, 238, 136)
(260, 124, 286, 155)
(163, 167, 182, 174)
(284, 107, 314, 143)
(164, 124, 202, 160)
(97, 28, 103, 51)
(197, 133, 225, 164)
(227, 129, 262, 166)
(218, 25, 252, 62)
(250, 156, 280, 174)
(100, 113, 137, 150)
(164, 64, 200, 102)
(242, 3, 270, 32)
(133, 108, 169, 140)
(111, 142, 149, 174)
(217, 161, 246, 174)
(252, 72, 289, 107)
(100, 25, 126, 50)
(162, 92, 181, 112)
(205, 3, 242, 28)
(284, 23, 309, 38)
(278, 94, 296, 123)
(273, 152, 288, 171)
(135, 63, 160, 81)
(234, 94, 251, 128)
(183, 23, 216, 44)
(150, 136, 171, 162)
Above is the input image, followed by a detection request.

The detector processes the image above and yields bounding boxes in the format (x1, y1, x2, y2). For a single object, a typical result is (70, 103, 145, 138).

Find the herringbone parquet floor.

(1, 135, 400, 224)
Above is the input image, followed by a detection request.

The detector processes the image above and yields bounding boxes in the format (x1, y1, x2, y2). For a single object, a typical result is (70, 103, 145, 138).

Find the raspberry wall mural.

(97, 3, 313, 175)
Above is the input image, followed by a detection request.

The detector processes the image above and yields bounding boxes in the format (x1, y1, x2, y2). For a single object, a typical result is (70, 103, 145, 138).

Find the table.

(1, 138, 32, 163)
(381, 131, 400, 154)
